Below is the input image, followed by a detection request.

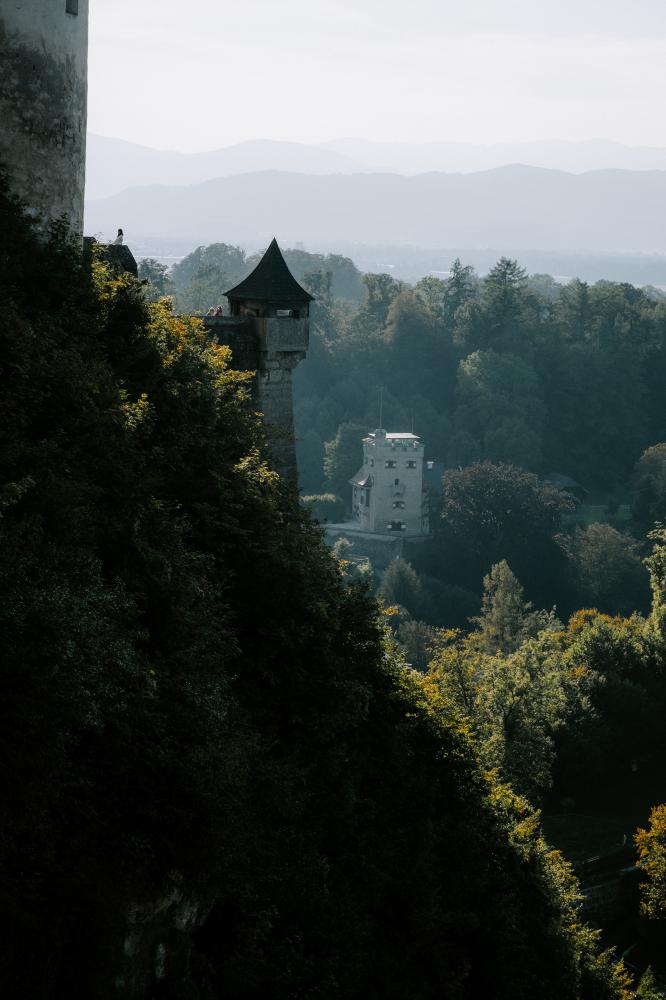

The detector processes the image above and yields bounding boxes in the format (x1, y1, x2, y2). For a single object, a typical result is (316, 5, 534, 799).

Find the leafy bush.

(300, 492, 345, 522)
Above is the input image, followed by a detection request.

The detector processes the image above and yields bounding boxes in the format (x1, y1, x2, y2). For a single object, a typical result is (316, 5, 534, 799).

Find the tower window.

(66, 0, 79, 13)
(385, 460, 396, 469)
(406, 460, 417, 469)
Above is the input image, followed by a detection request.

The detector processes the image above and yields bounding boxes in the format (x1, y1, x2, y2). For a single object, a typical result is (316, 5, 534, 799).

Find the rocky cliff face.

(62, 880, 213, 998)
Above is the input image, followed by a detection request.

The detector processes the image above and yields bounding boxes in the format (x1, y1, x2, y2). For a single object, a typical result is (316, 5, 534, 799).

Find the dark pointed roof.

(225, 238, 314, 303)
(350, 469, 373, 487)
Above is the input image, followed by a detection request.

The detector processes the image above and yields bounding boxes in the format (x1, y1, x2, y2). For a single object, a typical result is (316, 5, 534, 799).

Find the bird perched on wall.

(112, 228, 124, 245)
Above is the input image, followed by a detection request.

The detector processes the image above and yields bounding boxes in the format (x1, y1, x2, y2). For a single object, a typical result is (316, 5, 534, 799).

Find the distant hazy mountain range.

(324, 138, 666, 177)
(87, 134, 666, 200)
(85, 136, 364, 200)
(85, 164, 666, 256)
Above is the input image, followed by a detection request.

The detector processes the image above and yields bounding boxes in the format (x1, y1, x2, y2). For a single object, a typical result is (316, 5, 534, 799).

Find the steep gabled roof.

(225, 238, 314, 303)
(350, 469, 373, 487)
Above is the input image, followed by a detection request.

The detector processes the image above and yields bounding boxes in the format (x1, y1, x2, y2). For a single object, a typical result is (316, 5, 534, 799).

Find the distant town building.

(350, 430, 428, 537)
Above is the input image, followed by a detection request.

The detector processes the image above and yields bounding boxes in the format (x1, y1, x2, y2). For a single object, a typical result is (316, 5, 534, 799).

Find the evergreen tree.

(378, 558, 427, 618)
(473, 560, 533, 653)
(323, 421, 367, 497)
(137, 256, 174, 301)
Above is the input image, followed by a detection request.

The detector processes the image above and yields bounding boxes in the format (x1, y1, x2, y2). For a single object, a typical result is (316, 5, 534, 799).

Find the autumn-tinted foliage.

(0, 179, 630, 998)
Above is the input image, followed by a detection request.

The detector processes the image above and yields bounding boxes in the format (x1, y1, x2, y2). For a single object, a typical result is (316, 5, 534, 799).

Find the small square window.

(406, 460, 417, 469)
(394, 478, 400, 486)
(385, 460, 396, 469)
(66, 0, 79, 13)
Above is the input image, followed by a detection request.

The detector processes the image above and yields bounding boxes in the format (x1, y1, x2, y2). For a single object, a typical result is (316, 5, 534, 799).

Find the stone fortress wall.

(204, 315, 309, 483)
(0, 0, 89, 233)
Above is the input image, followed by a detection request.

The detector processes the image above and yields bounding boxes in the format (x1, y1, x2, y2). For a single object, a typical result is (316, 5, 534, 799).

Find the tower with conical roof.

(204, 239, 312, 483)
(225, 238, 314, 320)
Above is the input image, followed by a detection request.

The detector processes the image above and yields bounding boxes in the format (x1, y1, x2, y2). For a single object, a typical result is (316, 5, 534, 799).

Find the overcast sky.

(88, 0, 666, 151)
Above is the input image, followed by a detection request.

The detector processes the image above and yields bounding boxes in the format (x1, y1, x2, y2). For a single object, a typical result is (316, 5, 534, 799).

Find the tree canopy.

(0, 176, 640, 999)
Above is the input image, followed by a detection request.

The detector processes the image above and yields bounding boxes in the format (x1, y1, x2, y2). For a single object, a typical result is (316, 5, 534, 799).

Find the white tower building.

(1, 0, 90, 233)
(350, 430, 428, 537)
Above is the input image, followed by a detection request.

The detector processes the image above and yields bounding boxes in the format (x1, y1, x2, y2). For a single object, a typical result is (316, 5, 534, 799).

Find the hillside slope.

(0, 178, 631, 999)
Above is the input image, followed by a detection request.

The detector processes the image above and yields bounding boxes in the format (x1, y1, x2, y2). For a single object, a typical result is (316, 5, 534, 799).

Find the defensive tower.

(350, 430, 428, 537)
(0, 0, 89, 233)
(204, 239, 312, 483)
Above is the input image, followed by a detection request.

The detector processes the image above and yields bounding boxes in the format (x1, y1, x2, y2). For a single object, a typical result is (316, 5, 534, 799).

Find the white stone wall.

(353, 431, 426, 537)
(1, 0, 89, 232)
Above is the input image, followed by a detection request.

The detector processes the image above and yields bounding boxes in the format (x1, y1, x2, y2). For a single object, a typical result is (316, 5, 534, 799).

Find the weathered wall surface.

(256, 363, 299, 481)
(0, 1, 89, 232)
(255, 318, 308, 483)
(205, 316, 308, 483)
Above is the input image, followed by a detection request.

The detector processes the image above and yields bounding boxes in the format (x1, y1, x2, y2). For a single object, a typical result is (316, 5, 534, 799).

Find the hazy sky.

(88, 0, 666, 151)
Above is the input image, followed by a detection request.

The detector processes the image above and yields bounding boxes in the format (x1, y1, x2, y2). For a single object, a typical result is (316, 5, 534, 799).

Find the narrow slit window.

(66, 0, 79, 14)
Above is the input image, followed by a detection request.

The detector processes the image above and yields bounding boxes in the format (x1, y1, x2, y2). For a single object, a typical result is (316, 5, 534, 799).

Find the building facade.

(350, 430, 428, 537)
(0, 0, 89, 233)
(204, 239, 311, 483)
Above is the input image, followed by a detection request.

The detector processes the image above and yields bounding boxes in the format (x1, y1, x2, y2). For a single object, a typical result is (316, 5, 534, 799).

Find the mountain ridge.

(86, 133, 666, 200)
(85, 164, 666, 256)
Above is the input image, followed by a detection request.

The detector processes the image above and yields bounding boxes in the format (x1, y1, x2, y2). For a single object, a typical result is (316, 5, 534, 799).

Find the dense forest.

(146, 240, 666, 628)
(151, 241, 666, 499)
(4, 187, 666, 997)
(137, 240, 666, 994)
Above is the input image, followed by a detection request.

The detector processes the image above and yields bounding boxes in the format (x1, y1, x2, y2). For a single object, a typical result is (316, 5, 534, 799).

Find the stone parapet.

(203, 316, 258, 372)
(255, 317, 309, 357)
